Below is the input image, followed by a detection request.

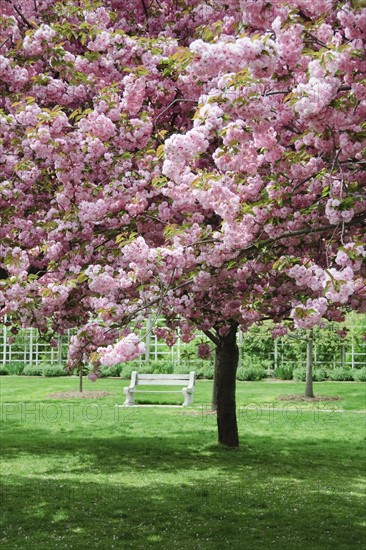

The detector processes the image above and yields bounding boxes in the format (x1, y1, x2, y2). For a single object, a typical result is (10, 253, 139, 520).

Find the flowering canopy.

(0, 0, 365, 369)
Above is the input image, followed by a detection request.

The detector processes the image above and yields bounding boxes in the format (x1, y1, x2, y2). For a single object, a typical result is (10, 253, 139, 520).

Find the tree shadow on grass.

(1, 468, 365, 550)
(1, 408, 365, 549)
(1, 415, 365, 479)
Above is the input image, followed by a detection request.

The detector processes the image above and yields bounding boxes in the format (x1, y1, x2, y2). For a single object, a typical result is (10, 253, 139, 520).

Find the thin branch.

(154, 99, 198, 127)
(12, 4, 33, 28)
(0, 36, 12, 50)
(235, 211, 366, 263)
(340, 160, 366, 165)
(141, 0, 149, 21)
(304, 31, 331, 50)
(264, 85, 351, 98)
(264, 90, 291, 96)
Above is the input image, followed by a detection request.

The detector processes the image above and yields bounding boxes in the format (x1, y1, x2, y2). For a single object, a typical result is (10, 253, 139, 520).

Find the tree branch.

(203, 329, 220, 346)
(141, 0, 149, 21)
(0, 36, 12, 50)
(12, 4, 33, 29)
(235, 211, 366, 263)
(154, 98, 198, 127)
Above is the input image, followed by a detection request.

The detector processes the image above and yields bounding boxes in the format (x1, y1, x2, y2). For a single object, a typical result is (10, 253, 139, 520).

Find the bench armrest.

(126, 370, 138, 390)
(186, 371, 196, 392)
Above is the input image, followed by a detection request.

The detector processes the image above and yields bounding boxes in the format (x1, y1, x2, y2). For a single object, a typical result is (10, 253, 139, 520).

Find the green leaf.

(75, 272, 88, 284)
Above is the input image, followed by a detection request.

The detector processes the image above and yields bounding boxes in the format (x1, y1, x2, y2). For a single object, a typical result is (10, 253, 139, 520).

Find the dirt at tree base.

(277, 394, 342, 402)
(47, 391, 115, 399)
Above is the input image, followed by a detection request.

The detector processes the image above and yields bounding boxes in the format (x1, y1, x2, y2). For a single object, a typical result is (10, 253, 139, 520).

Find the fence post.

(274, 338, 278, 370)
(2, 321, 6, 365)
(29, 329, 33, 365)
(145, 316, 152, 365)
(23, 330, 27, 365)
(351, 338, 355, 369)
(340, 343, 345, 369)
(57, 336, 63, 366)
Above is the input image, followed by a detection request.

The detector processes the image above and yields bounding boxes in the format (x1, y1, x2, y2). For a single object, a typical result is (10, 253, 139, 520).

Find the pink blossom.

(98, 334, 146, 366)
(197, 343, 211, 359)
(271, 325, 288, 338)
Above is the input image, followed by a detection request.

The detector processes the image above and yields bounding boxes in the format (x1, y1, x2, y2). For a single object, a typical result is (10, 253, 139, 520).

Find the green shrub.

(236, 367, 266, 381)
(4, 363, 24, 375)
(99, 365, 120, 377)
(328, 368, 354, 381)
(0, 366, 8, 375)
(139, 363, 155, 374)
(195, 365, 214, 379)
(256, 359, 272, 371)
(293, 367, 307, 382)
(120, 364, 137, 379)
(22, 365, 43, 376)
(274, 366, 293, 380)
(42, 365, 67, 377)
(313, 368, 328, 382)
(145, 359, 174, 374)
(194, 366, 214, 380)
(353, 367, 366, 382)
(173, 364, 192, 375)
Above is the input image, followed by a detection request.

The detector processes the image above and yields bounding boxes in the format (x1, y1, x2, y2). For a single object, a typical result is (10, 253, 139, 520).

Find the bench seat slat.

(136, 379, 192, 386)
(137, 374, 191, 380)
(133, 390, 182, 393)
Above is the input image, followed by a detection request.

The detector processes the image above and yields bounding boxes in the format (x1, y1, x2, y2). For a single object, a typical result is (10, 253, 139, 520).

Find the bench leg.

(182, 388, 193, 407)
(123, 388, 135, 406)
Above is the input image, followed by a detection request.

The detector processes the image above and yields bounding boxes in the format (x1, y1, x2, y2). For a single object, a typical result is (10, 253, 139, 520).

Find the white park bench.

(123, 371, 196, 407)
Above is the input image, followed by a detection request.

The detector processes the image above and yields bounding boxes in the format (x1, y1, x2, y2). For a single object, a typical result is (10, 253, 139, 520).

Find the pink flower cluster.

(294, 77, 340, 118)
(324, 267, 355, 304)
(180, 323, 196, 344)
(197, 342, 211, 359)
(78, 113, 116, 141)
(68, 323, 120, 369)
(325, 199, 354, 224)
(98, 333, 146, 366)
(189, 36, 276, 81)
(121, 75, 146, 117)
(154, 327, 177, 347)
(88, 271, 120, 296)
(335, 243, 365, 271)
(271, 324, 288, 338)
(23, 24, 56, 56)
(164, 128, 209, 165)
(291, 297, 328, 329)
(288, 264, 326, 292)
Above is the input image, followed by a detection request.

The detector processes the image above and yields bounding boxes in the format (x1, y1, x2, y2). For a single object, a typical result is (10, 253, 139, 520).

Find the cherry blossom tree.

(1, 0, 365, 446)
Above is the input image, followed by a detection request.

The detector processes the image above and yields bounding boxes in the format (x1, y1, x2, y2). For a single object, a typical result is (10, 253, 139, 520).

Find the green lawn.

(1, 377, 365, 549)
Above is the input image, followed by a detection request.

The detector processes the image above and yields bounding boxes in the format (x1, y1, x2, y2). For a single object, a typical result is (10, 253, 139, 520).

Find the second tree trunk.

(305, 331, 314, 398)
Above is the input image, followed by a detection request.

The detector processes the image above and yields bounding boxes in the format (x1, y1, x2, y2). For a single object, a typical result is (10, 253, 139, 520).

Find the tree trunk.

(211, 352, 219, 411)
(215, 325, 239, 447)
(305, 331, 314, 398)
(79, 370, 83, 393)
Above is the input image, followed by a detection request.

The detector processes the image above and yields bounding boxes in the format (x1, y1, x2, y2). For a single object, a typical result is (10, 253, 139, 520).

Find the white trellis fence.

(0, 315, 365, 368)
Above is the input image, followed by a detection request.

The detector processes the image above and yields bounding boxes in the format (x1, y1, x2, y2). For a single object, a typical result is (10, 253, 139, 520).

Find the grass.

(1, 376, 365, 549)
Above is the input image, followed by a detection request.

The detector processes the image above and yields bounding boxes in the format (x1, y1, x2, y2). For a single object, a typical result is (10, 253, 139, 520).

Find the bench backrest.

(133, 372, 195, 386)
